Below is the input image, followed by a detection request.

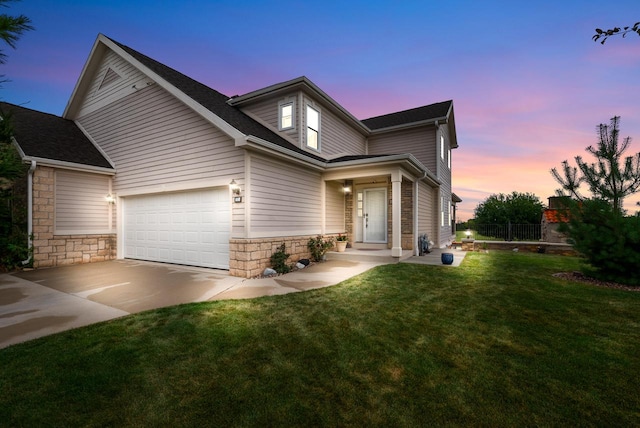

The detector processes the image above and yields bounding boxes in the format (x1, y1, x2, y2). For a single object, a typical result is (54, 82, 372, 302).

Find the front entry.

(363, 188, 387, 243)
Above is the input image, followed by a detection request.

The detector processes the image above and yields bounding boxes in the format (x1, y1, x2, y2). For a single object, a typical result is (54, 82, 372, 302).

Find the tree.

(473, 192, 544, 225)
(593, 22, 640, 44)
(551, 116, 640, 213)
(0, 0, 32, 64)
(556, 198, 640, 286)
(0, 0, 31, 270)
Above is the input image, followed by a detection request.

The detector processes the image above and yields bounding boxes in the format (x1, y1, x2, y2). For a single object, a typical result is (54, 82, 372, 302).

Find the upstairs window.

(440, 135, 445, 160)
(306, 105, 320, 150)
(279, 102, 294, 130)
(448, 149, 452, 169)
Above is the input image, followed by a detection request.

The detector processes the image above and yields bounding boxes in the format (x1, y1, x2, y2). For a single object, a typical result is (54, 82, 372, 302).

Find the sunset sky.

(3, 0, 639, 220)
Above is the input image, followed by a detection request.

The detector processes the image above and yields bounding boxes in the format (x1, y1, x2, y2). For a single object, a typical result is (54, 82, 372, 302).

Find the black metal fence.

(471, 223, 542, 241)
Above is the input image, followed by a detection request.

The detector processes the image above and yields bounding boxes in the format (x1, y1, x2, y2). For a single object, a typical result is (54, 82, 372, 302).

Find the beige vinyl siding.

(231, 174, 245, 238)
(325, 181, 345, 233)
(438, 188, 453, 245)
(436, 126, 453, 245)
(77, 49, 149, 118)
(417, 181, 435, 244)
(55, 170, 113, 234)
(241, 95, 300, 144)
(437, 125, 452, 180)
(368, 126, 437, 172)
(249, 154, 322, 235)
(302, 95, 367, 157)
(77, 83, 244, 192)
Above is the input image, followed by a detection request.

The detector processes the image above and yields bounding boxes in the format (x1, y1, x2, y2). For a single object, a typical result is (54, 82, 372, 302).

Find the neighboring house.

(541, 196, 570, 243)
(5, 33, 460, 278)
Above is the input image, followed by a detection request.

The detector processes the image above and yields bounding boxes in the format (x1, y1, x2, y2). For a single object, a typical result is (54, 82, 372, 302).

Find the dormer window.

(279, 101, 294, 130)
(306, 105, 320, 150)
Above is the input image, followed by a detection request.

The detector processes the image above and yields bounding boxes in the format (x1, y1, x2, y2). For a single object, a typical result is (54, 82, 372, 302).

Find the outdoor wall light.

(105, 193, 116, 204)
(465, 229, 472, 238)
(229, 179, 240, 196)
(343, 186, 351, 193)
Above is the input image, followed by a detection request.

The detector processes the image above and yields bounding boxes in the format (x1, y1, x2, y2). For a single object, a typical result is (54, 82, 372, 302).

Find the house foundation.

(229, 234, 343, 278)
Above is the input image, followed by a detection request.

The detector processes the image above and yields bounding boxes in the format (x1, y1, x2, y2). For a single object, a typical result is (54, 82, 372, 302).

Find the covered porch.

(326, 244, 466, 266)
(323, 155, 441, 260)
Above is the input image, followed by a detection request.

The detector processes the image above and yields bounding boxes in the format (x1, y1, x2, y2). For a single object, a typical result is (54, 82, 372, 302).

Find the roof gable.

(363, 100, 458, 148)
(0, 102, 114, 170)
(64, 34, 326, 162)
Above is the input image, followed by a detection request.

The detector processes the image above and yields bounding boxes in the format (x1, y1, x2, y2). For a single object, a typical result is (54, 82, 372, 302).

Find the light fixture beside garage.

(229, 179, 242, 203)
(105, 193, 116, 204)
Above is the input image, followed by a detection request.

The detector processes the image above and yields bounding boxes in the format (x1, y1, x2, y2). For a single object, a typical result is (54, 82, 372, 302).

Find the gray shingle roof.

(362, 100, 452, 130)
(328, 154, 400, 163)
(0, 102, 113, 169)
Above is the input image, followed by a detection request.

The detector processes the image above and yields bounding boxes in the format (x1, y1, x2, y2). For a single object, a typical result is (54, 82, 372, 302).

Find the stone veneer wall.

(229, 234, 341, 278)
(386, 179, 414, 250)
(31, 166, 116, 268)
(401, 179, 414, 250)
(462, 240, 577, 256)
(344, 180, 354, 240)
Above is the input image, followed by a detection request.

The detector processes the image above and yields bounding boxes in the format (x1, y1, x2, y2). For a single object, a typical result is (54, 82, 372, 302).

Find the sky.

(2, 0, 640, 221)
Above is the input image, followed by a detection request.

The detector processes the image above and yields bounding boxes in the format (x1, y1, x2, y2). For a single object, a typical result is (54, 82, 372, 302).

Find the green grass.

(1, 252, 639, 426)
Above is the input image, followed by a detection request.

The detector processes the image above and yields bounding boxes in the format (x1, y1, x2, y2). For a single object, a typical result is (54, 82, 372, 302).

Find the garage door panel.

(124, 188, 229, 269)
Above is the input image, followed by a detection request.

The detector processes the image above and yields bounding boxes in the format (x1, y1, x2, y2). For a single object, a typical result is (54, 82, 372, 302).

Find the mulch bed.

(553, 271, 640, 292)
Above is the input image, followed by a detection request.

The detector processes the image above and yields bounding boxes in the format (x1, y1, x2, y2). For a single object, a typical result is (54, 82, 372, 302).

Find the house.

(5, 33, 459, 278)
(541, 196, 570, 244)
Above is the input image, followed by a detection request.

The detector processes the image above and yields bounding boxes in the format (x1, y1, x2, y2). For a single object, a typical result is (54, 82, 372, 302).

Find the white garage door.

(124, 188, 230, 269)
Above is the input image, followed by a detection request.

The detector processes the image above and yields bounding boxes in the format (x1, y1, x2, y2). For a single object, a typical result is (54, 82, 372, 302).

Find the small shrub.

(270, 243, 291, 274)
(307, 235, 334, 262)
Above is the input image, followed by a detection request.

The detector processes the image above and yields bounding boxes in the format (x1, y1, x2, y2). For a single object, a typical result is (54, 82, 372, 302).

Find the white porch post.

(391, 171, 402, 257)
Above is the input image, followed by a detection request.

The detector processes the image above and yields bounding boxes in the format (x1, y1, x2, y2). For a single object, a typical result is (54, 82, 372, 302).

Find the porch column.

(391, 172, 402, 257)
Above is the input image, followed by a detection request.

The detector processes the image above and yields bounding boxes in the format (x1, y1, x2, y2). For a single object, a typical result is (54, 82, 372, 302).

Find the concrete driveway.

(0, 260, 244, 349)
(0, 258, 384, 349)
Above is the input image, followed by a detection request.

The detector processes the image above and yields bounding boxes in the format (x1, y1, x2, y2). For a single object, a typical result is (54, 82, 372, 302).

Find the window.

(279, 102, 294, 130)
(306, 105, 319, 150)
(448, 149, 451, 169)
(440, 135, 445, 160)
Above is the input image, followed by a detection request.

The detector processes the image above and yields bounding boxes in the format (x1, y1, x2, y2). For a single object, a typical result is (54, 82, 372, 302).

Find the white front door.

(363, 188, 387, 243)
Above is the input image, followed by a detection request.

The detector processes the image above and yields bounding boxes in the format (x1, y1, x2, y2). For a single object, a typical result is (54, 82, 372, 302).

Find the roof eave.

(328, 153, 439, 183)
(244, 135, 326, 170)
(21, 155, 116, 175)
(369, 115, 448, 135)
(63, 34, 108, 118)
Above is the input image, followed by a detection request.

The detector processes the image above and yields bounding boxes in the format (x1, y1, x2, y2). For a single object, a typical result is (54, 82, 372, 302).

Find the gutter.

(20, 156, 115, 175)
(21, 160, 36, 266)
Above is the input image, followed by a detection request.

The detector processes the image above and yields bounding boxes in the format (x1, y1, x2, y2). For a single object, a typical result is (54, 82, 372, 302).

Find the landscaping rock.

(263, 268, 277, 277)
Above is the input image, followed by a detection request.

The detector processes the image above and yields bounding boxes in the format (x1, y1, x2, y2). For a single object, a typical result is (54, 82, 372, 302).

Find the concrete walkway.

(0, 249, 465, 349)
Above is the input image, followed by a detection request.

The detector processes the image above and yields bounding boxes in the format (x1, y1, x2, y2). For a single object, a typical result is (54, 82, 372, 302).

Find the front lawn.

(1, 252, 639, 426)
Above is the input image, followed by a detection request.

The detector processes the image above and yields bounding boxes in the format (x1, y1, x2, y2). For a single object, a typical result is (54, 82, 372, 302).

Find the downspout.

(22, 160, 36, 265)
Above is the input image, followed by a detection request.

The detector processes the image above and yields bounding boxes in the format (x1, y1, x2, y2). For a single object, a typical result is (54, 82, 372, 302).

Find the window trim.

(278, 101, 295, 131)
(305, 104, 320, 151)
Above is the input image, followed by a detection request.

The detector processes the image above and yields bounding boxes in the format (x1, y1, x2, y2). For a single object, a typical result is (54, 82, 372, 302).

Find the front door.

(363, 188, 387, 243)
